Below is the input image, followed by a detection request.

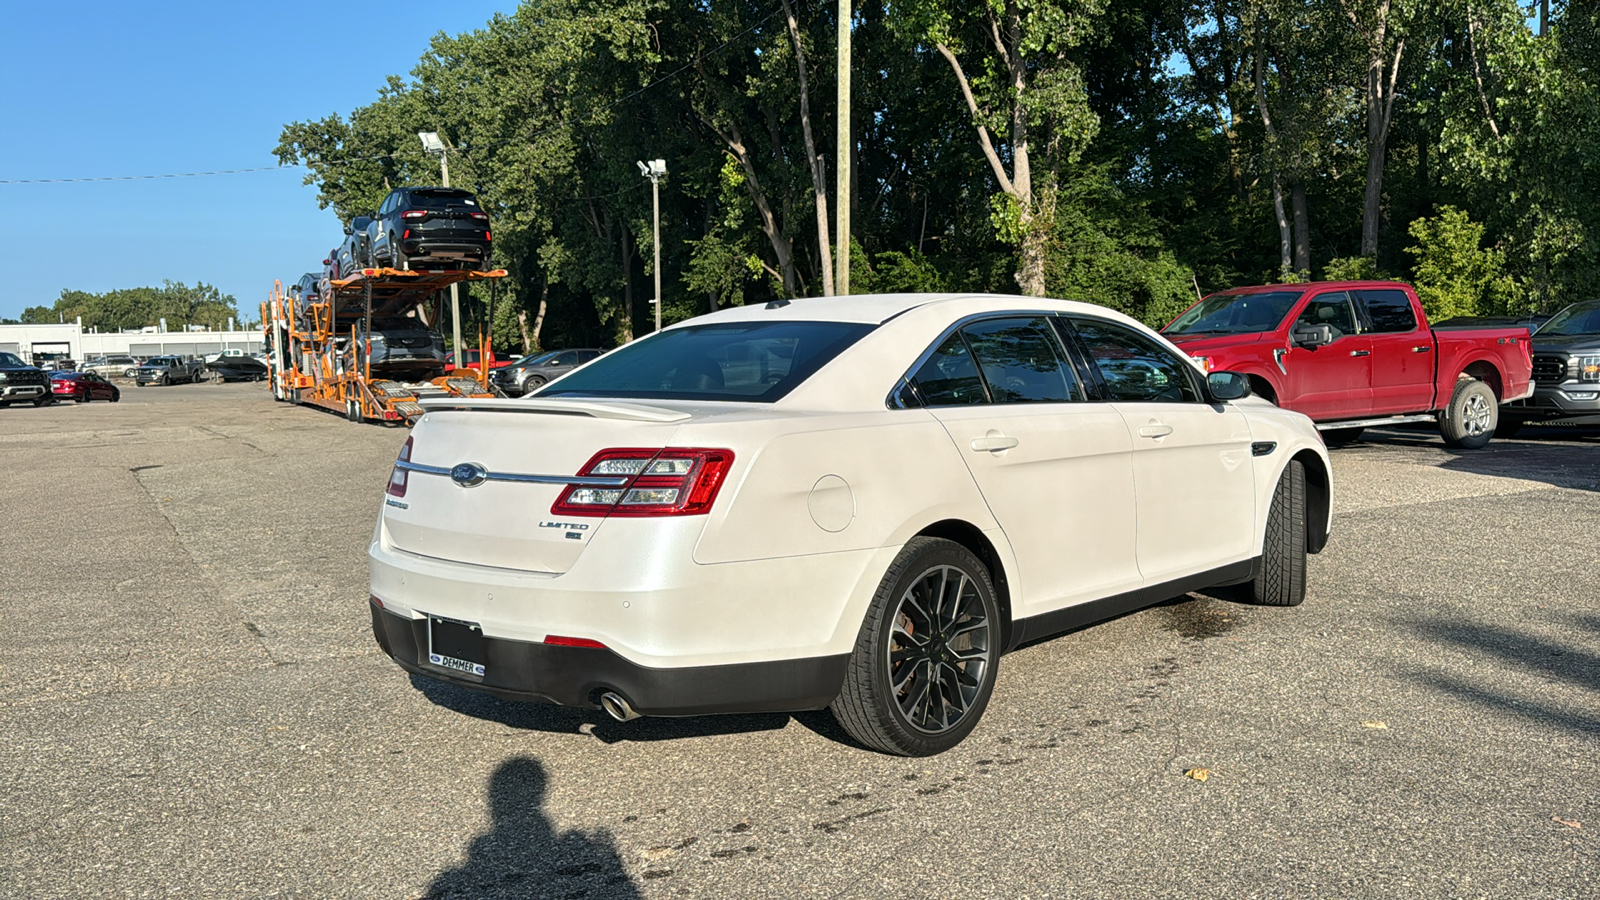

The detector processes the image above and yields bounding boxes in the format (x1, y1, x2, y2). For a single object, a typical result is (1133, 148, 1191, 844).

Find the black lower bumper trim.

(1010, 558, 1259, 649)
(371, 603, 848, 716)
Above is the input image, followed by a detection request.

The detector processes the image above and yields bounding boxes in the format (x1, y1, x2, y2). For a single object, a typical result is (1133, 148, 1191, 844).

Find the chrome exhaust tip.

(598, 691, 641, 722)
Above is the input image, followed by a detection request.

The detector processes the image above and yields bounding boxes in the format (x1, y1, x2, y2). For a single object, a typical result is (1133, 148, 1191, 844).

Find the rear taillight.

(402, 210, 428, 220)
(543, 635, 607, 649)
(470, 211, 489, 221)
(387, 436, 413, 498)
(551, 448, 735, 518)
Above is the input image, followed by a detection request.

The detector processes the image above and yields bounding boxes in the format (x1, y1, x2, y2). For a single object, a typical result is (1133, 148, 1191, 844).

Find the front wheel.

(110, 390, 120, 403)
(1440, 379, 1496, 450)
(831, 537, 1001, 757)
(523, 374, 546, 394)
(1249, 459, 1308, 607)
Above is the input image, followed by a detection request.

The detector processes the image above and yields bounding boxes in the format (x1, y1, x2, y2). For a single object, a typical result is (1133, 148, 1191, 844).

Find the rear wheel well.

(916, 520, 1013, 648)
(1294, 449, 1331, 554)
(1461, 361, 1503, 399)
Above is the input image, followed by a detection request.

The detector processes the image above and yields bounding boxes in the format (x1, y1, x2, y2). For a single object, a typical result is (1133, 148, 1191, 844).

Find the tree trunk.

(530, 279, 548, 349)
(1349, 0, 1404, 256)
(782, 0, 833, 296)
(620, 227, 635, 344)
(516, 308, 532, 354)
(1273, 173, 1292, 278)
(1291, 180, 1311, 277)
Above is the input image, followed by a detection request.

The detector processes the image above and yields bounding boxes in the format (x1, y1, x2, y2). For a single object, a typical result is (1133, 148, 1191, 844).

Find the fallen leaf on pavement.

(1553, 816, 1581, 829)
(1183, 767, 1211, 782)
(1361, 721, 1388, 729)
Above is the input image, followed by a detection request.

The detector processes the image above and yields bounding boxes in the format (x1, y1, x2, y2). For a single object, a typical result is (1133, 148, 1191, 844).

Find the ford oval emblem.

(450, 462, 488, 488)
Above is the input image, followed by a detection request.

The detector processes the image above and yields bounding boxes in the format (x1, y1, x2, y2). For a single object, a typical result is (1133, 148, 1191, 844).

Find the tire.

(33, 396, 50, 407)
(1249, 459, 1307, 607)
(523, 374, 546, 393)
(123, 368, 137, 378)
(111, 390, 120, 403)
(830, 537, 1001, 756)
(75, 391, 89, 403)
(161, 373, 170, 386)
(1440, 378, 1496, 450)
(1493, 415, 1523, 439)
(0, 401, 8, 409)
(347, 397, 363, 422)
(1321, 427, 1364, 447)
(391, 235, 408, 271)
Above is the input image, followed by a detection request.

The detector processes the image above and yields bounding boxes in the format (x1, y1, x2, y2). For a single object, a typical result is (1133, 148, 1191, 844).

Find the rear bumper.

(371, 601, 847, 715)
(401, 237, 490, 260)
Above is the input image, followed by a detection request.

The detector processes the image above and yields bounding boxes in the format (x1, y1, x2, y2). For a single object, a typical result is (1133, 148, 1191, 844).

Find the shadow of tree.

(425, 756, 640, 900)
(1405, 616, 1600, 738)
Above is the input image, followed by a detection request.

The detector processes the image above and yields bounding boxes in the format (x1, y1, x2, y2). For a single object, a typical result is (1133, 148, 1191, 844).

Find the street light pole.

(419, 131, 463, 364)
(637, 159, 667, 332)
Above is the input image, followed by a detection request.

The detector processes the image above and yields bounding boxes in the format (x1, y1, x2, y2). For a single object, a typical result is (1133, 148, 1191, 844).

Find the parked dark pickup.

(0, 351, 51, 407)
(1501, 299, 1600, 434)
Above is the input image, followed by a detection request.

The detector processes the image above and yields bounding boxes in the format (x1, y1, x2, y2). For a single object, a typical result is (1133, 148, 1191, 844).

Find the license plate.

(426, 615, 487, 677)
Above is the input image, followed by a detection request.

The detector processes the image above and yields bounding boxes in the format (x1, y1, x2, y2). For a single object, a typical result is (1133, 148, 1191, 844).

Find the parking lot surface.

(2, 382, 1596, 898)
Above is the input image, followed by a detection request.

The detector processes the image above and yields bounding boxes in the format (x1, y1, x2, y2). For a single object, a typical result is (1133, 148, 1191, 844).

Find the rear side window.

(539, 321, 874, 402)
(1358, 289, 1418, 333)
(1069, 317, 1203, 403)
(961, 317, 1083, 403)
(910, 333, 987, 406)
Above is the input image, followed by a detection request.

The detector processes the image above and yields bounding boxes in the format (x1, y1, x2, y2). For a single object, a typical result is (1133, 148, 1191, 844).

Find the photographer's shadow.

(426, 756, 640, 899)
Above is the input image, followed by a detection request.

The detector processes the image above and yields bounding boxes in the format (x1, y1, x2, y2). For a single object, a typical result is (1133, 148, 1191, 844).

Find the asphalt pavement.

(1, 382, 1595, 898)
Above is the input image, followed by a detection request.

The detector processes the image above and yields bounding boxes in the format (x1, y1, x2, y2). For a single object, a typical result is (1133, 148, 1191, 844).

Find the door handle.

(1412, 345, 1432, 353)
(969, 435, 1019, 453)
(1138, 424, 1174, 439)
(1349, 349, 1371, 357)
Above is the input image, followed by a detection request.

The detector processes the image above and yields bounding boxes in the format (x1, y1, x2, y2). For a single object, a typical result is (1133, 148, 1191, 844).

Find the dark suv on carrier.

(366, 188, 492, 271)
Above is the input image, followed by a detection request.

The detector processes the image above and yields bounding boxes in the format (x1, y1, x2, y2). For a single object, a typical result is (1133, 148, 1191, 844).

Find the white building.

(0, 322, 263, 363)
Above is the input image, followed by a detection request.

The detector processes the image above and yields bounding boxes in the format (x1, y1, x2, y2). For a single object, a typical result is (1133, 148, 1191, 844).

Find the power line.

(0, 165, 301, 185)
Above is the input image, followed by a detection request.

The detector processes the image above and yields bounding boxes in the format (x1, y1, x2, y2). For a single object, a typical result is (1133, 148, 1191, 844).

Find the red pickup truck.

(1161, 281, 1534, 448)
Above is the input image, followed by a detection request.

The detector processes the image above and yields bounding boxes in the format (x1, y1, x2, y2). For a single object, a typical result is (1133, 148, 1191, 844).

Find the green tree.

(1406, 206, 1519, 319)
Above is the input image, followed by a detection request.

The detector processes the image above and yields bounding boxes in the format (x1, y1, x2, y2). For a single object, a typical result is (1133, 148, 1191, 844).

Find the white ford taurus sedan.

(369, 293, 1332, 755)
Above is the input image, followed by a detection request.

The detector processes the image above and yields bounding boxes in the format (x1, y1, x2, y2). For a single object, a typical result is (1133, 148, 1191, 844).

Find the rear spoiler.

(416, 397, 691, 423)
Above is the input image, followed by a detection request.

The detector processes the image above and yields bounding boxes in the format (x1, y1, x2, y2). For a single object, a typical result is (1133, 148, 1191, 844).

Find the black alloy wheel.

(524, 374, 547, 393)
(832, 537, 1000, 756)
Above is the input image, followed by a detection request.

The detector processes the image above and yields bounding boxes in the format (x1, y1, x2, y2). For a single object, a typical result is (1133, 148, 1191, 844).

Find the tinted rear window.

(538, 321, 874, 402)
(373, 317, 430, 331)
(407, 189, 479, 210)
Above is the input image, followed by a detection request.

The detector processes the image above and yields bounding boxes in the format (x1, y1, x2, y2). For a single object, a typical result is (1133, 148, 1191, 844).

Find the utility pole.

(419, 131, 463, 363)
(638, 159, 666, 332)
(836, 0, 851, 296)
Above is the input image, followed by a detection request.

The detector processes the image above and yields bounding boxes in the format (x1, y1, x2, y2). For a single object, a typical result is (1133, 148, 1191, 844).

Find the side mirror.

(1206, 370, 1251, 402)
(342, 223, 353, 235)
(1292, 323, 1334, 348)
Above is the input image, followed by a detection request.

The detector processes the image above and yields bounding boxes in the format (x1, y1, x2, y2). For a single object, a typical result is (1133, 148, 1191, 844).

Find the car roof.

(674, 293, 1150, 327)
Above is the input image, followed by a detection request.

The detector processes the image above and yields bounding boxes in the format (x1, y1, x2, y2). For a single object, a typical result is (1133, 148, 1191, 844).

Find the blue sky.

(0, 0, 516, 323)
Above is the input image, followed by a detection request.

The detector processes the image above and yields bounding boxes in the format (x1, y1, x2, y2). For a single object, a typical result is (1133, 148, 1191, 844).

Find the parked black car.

(364, 316, 448, 379)
(367, 187, 492, 271)
(1501, 299, 1600, 434)
(490, 348, 603, 396)
(0, 351, 51, 407)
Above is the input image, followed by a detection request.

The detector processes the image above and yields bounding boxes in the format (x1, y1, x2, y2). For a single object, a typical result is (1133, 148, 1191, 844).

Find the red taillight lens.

(485, 231, 492, 241)
(402, 228, 410, 239)
(469, 211, 489, 221)
(551, 448, 735, 518)
(387, 436, 413, 498)
(402, 210, 428, 220)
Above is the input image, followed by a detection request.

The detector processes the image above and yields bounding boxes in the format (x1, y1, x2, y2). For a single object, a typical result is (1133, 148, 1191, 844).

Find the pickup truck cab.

(135, 355, 205, 386)
(1162, 281, 1533, 448)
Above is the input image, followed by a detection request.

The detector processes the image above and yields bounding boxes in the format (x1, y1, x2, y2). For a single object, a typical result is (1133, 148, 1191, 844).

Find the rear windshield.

(407, 189, 479, 210)
(373, 317, 431, 331)
(1164, 291, 1305, 335)
(538, 320, 875, 402)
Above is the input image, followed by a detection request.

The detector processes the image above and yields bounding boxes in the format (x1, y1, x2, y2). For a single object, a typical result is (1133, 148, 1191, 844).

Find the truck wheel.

(830, 537, 1000, 756)
(1250, 459, 1307, 607)
(1440, 379, 1496, 450)
(392, 235, 408, 271)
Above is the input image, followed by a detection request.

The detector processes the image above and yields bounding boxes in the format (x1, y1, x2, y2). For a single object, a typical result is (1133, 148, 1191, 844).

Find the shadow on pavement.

(425, 756, 640, 899)
(410, 673, 805, 745)
(1356, 425, 1600, 492)
(1408, 617, 1600, 737)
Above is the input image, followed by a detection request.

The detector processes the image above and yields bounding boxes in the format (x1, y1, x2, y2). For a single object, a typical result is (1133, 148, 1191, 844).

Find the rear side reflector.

(387, 436, 413, 497)
(551, 448, 735, 518)
(543, 635, 607, 649)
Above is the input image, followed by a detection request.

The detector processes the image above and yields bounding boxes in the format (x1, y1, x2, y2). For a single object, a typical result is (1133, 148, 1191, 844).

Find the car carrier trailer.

(262, 267, 507, 424)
